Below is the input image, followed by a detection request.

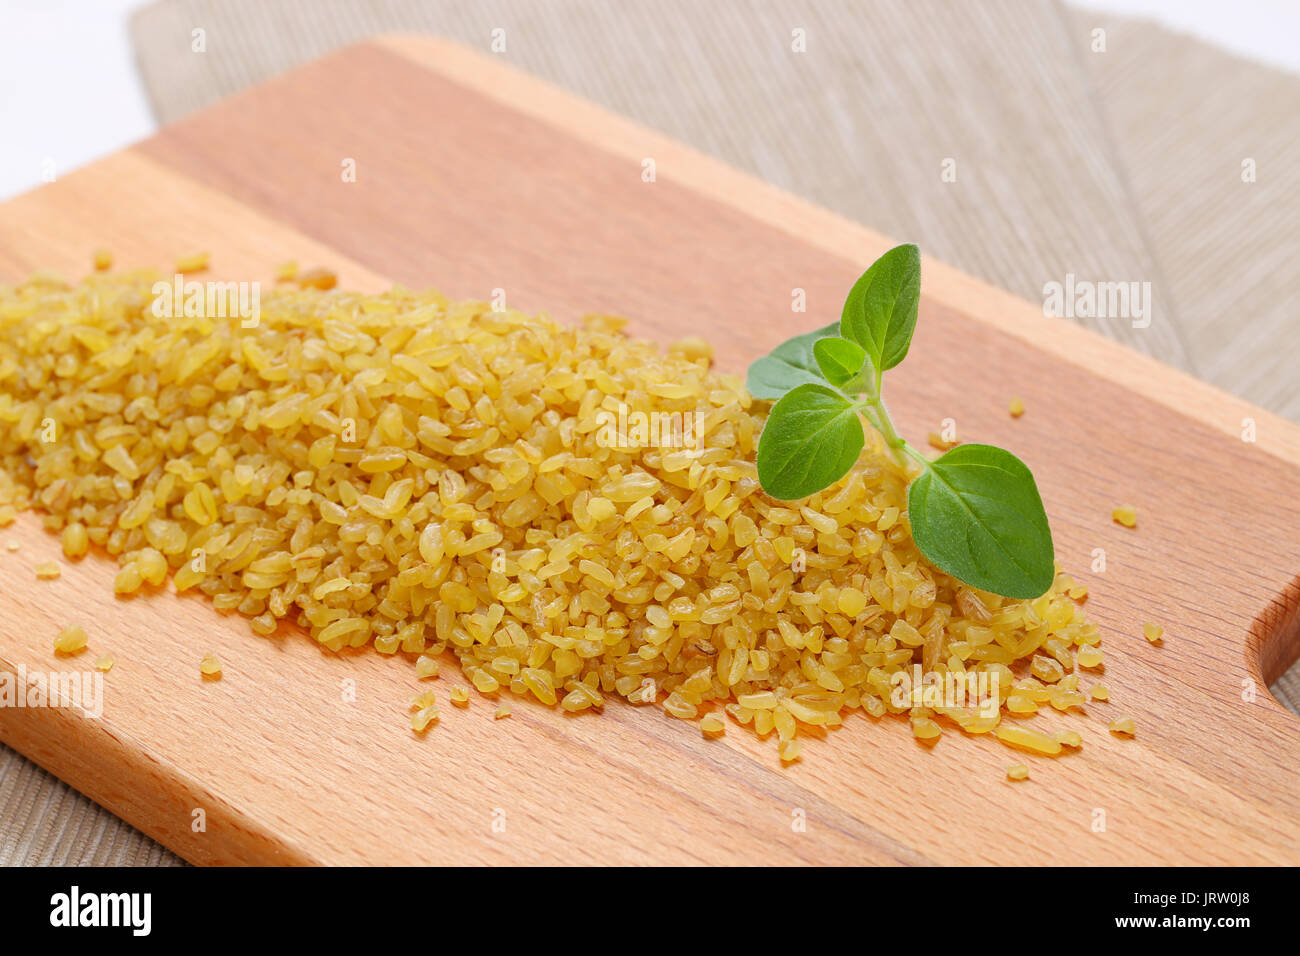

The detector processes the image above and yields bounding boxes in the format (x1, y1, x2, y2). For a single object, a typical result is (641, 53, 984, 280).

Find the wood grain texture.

(1, 38, 1298, 865)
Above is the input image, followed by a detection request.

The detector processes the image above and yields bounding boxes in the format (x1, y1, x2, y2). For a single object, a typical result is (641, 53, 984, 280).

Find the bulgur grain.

(911, 715, 942, 741)
(995, 725, 1062, 756)
(113, 564, 143, 595)
(1006, 694, 1038, 715)
(667, 336, 713, 365)
(137, 548, 167, 586)
(1109, 716, 1136, 736)
(61, 522, 89, 558)
(1077, 646, 1104, 669)
(412, 706, 439, 733)
(295, 266, 337, 290)
(53, 624, 87, 655)
(1054, 729, 1082, 749)
(1030, 655, 1065, 684)
(174, 251, 210, 273)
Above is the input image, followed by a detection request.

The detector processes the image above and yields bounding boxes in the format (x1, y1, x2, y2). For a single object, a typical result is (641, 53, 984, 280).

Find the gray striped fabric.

(1, 0, 1295, 866)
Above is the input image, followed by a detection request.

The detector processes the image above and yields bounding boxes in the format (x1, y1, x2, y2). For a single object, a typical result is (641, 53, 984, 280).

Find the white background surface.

(1, 0, 1298, 201)
(1, 0, 155, 200)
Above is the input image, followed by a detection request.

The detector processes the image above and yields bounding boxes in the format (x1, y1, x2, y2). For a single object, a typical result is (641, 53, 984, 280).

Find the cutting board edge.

(0, 637, 321, 866)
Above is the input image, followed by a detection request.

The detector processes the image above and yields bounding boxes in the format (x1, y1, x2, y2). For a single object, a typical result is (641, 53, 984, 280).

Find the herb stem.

(862, 394, 910, 468)
(899, 441, 931, 469)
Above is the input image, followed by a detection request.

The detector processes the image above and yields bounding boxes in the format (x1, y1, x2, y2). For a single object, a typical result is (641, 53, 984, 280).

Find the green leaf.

(839, 243, 921, 374)
(812, 337, 867, 390)
(745, 322, 839, 400)
(756, 384, 864, 500)
(908, 443, 1055, 599)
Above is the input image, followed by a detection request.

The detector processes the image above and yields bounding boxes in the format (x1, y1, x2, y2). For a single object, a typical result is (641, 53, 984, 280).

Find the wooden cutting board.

(1, 36, 1298, 866)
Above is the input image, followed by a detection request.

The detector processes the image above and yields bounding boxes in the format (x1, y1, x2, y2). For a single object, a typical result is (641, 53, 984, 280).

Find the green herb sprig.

(749, 244, 1055, 599)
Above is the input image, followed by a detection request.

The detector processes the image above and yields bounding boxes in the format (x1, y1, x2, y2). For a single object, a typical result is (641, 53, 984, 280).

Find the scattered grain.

(411, 691, 439, 732)
(1112, 505, 1138, 528)
(174, 251, 210, 273)
(1109, 716, 1136, 737)
(1054, 729, 1082, 749)
(53, 624, 87, 655)
(995, 725, 1062, 756)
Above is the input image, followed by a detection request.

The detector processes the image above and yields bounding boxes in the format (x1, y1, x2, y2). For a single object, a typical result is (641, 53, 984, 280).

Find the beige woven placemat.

(1077, 13, 1300, 423)
(2, 0, 1295, 866)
